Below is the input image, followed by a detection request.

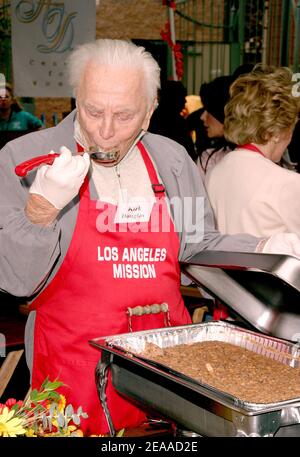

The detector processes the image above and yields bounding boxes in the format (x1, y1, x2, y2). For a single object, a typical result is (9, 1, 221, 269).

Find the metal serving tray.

(91, 322, 300, 437)
(181, 251, 300, 341)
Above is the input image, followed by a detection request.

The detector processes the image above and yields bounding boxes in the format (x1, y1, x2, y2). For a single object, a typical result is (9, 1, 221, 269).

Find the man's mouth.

(88, 130, 145, 165)
(87, 147, 120, 163)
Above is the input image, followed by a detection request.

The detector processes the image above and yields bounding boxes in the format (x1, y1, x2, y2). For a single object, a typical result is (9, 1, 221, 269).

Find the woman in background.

(0, 83, 43, 131)
(197, 75, 235, 178)
(205, 65, 300, 238)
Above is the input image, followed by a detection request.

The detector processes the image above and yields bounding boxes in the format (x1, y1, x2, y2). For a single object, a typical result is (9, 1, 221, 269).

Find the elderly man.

(0, 39, 299, 435)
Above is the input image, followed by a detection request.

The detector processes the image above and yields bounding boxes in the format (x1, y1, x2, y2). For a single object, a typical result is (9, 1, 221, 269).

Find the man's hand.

(256, 233, 300, 258)
(29, 146, 90, 210)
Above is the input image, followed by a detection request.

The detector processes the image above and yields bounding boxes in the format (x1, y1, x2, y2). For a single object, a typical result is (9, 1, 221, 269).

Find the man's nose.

(99, 116, 115, 139)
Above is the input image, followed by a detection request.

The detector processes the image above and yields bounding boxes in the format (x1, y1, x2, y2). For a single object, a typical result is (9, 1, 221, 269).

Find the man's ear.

(142, 98, 158, 131)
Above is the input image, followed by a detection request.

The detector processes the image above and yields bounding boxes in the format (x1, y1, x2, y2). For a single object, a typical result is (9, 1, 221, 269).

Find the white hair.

(67, 39, 161, 108)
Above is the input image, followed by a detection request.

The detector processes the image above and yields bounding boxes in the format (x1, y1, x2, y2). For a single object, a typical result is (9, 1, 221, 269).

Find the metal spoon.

(15, 130, 144, 177)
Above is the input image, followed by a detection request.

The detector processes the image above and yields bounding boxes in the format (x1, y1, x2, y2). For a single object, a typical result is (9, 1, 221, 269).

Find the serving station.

(90, 251, 300, 437)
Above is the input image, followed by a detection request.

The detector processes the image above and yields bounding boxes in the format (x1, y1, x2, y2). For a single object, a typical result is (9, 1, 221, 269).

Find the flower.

(0, 377, 88, 437)
(46, 394, 66, 413)
(0, 407, 26, 437)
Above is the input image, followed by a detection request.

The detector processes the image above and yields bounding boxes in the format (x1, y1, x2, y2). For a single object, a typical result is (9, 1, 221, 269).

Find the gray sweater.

(0, 110, 260, 368)
(0, 110, 260, 297)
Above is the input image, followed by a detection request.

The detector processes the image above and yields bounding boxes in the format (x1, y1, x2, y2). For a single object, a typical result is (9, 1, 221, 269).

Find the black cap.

(200, 75, 234, 124)
(232, 63, 254, 79)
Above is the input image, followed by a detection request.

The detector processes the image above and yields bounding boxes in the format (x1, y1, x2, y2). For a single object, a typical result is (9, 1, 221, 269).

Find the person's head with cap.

(200, 75, 233, 138)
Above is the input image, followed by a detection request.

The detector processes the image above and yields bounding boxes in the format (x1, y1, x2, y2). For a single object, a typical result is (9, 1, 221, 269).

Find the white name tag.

(114, 199, 154, 223)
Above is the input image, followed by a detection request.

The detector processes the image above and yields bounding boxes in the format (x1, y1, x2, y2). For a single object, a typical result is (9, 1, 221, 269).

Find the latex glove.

(29, 146, 90, 209)
(256, 233, 300, 259)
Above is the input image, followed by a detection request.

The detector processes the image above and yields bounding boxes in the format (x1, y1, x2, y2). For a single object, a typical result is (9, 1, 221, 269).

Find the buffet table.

(91, 251, 300, 437)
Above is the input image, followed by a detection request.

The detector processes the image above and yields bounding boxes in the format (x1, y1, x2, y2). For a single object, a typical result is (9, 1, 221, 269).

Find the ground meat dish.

(140, 341, 300, 403)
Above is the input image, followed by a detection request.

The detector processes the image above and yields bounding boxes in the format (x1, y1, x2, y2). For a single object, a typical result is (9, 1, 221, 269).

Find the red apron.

(30, 142, 191, 435)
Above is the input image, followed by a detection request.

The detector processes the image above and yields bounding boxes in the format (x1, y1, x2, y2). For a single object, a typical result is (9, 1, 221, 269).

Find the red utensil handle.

(15, 153, 60, 177)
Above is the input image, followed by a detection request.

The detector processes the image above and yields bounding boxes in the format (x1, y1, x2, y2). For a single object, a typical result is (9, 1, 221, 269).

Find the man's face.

(76, 62, 154, 166)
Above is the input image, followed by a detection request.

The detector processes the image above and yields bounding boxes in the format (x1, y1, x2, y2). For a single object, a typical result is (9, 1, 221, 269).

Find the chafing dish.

(182, 251, 300, 341)
(90, 251, 300, 437)
(91, 322, 300, 437)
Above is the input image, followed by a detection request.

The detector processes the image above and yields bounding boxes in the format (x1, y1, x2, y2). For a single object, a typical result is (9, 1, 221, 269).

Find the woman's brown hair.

(224, 65, 300, 145)
(4, 83, 23, 112)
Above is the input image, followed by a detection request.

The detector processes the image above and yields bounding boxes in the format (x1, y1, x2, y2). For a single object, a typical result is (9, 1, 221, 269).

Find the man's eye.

(117, 113, 133, 121)
(87, 109, 101, 118)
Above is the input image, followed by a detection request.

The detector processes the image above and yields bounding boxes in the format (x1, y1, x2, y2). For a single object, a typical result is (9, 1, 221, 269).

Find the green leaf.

(35, 392, 50, 401)
(49, 403, 59, 416)
(40, 376, 50, 390)
(65, 404, 74, 417)
(117, 428, 125, 437)
(72, 414, 80, 426)
(39, 377, 64, 393)
(44, 381, 64, 391)
(11, 404, 20, 412)
(48, 391, 60, 401)
(34, 404, 46, 414)
(30, 389, 39, 400)
(42, 414, 51, 431)
(57, 413, 66, 428)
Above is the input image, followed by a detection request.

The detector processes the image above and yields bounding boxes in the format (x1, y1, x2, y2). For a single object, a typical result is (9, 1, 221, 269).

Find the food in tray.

(139, 341, 300, 404)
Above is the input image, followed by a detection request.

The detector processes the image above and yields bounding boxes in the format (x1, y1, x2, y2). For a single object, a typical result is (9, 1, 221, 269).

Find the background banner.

(11, 0, 96, 97)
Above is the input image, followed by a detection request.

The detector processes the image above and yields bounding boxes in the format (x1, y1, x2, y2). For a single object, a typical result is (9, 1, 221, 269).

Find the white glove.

(29, 146, 90, 210)
(257, 233, 300, 259)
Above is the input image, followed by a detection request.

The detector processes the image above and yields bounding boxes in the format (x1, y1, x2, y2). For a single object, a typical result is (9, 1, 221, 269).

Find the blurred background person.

(148, 79, 196, 161)
(185, 105, 212, 160)
(197, 75, 235, 178)
(0, 83, 43, 132)
(205, 65, 300, 238)
(196, 65, 255, 179)
(283, 116, 300, 172)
